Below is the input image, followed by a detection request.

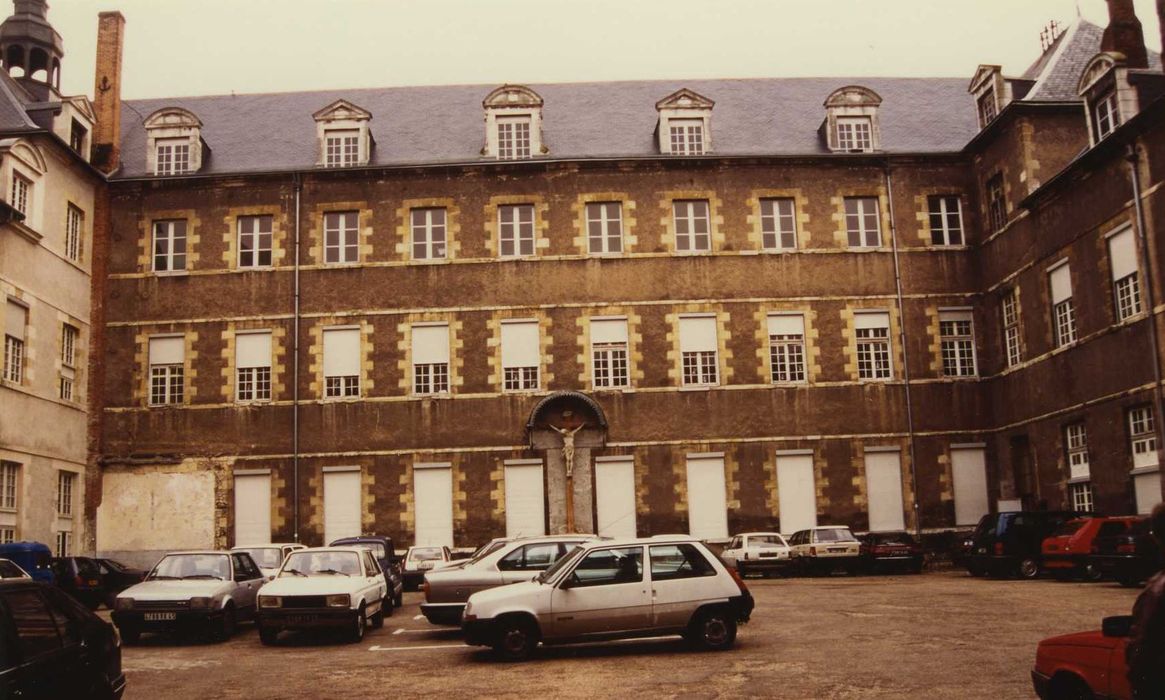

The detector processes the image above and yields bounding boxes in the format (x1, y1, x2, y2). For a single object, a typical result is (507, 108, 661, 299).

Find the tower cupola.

(0, 0, 64, 91)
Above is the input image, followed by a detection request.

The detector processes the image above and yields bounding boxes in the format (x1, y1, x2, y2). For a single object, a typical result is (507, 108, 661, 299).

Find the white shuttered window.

(412, 324, 450, 395)
(323, 328, 360, 398)
(501, 320, 540, 391)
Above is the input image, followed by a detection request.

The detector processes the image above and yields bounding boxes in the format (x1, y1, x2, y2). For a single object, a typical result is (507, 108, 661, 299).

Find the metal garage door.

(413, 463, 453, 547)
(865, 450, 906, 532)
(1135, 471, 1162, 515)
(233, 472, 271, 545)
(776, 452, 817, 535)
(951, 446, 989, 526)
(595, 457, 637, 539)
(505, 461, 545, 538)
(686, 454, 728, 540)
(323, 469, 362, 545)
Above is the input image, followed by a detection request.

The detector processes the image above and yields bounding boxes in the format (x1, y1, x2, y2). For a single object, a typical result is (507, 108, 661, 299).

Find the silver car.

(420, 535, 596, 625)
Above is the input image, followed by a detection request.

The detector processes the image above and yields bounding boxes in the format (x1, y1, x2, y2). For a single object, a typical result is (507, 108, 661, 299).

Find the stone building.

(64, 1, 1165, 562)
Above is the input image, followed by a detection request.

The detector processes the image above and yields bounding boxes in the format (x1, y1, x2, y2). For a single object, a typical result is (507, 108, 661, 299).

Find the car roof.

(736, 532, 785, 537)
(577, 535, 702, 549)
(509, 534, 598, 543)
(288, 546, 369, 555)
(160, 550, 233, 556)
(810, 525, 852, 530)
(231, 544, 287, 549)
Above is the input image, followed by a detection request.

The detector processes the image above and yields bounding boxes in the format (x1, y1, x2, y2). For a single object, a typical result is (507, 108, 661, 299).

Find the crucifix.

(550, 421, 585, 533)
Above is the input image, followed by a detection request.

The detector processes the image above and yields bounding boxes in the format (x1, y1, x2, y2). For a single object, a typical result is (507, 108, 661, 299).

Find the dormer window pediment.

(655, 88, 714, 156)
(482, 85, 544, 160)
(1078, 52, 1135, 146)
(969, 65, 1005, 129)
(144, 107, 205, 176)
(823, 86, 882, 153)
(313, 99, 373, 168)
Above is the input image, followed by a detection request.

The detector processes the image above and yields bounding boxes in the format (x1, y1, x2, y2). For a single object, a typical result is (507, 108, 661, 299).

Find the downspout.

(1126, 144, 1165, 500)
(883, 164, 923, 536)
(292, 174, 302, 541)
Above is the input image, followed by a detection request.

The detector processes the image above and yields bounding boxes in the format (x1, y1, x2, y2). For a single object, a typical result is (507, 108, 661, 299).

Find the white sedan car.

(719, 532, 792, 577)
(255, 547, 389, 644)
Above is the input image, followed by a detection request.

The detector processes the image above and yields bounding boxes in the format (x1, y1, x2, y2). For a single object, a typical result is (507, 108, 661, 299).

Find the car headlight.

(259, 595, 281, 609)
(115, 598, 134, 611)
(326, 594, 349, 608)
(189, 597, 213, 610)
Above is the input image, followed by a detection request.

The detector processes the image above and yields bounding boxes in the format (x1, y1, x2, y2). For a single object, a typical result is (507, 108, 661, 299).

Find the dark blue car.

(329, 536, 404, 608)
(0, 542, 54, 585)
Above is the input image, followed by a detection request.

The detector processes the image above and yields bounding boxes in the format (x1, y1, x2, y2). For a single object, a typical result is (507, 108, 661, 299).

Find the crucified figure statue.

(550, 423, 585, 477)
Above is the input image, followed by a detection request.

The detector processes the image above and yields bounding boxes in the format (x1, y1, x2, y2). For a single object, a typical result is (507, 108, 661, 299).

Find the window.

(501, 320, 540, 391)
(1049, 263, 1076, 347)
(855, 312, 892, 380)
(649, 543, 716, 581)
(411, 323, 450, 395)
(498, 542, 560, 571)
(3, 589, 62, 659)
(585, 202, 623, 255)
(323, 211, 359, 264)
(668, 119, 705, 155)
(986, 173, 1006, 232)
(155, 138, 191, 176)
(10, 171, 29, 215)
(1108, 227, 1142, 322)
(566, 546, 643, 587)
(977, 89, 997, 128)
(844, 197, 880, 248)
(928, 196, 963, 246)
(238, 215, 273, 268)
(324, 129, 360, 167)
(0, 528, 13, 544)
(760, 198, 797, 250)
(767, 314, 806, 383)
(836, 117, 873, 152)
(235, 331, 272, 402)
(1130, 407, 1158, 469)
(498, 204, 535, 258)
(54, 531, 70, 557)
(1002, 289, 1022, 368)
(673, 200, 711, 252)
(70, 119, 87, 154)
(152, 220, 187, 272)
(0, 461, 17, 510)
(590, 318, 629, 389)
(1070, 482, 1094, 512)
(496, 117, 532, 160)
(56, 471, 74, 517)
(1095, 92, 1119, 140)
(322, 327, 360, 398)
(4, 300, 27, 384)
(60, 324, 78, 402)
(148, 335, 185, 406)
(411, 208, 447, 260)
(65, 204, 83, 262)
(939, 310, 976, 377)
(679, 315, 719, 386)
(1065, 423, 1089, 480)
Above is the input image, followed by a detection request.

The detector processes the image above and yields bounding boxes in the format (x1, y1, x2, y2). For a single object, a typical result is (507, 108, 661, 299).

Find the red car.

(1032, 616, 1131, 699)
(1042, 516, 1141, 581)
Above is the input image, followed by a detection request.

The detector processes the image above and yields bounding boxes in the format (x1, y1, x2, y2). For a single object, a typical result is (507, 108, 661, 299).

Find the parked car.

(1042, 516, 1140, 581)
(421, 534, 596, 626)
(788, 526, 861, 575)
(50, 556, 106, 609)
(964, 511, 1083, 579)
(1090, 517, 1163, 587)
(111, 550, 265, 644)
(462, 535, 754, 661)
(0, 558, 30, 579)
(403, 546, 452, 590)
(95, 558, 146, 608)
(0, 578, 126, 698)
(857, 531, 924, 574)
(432, 538, 511, 573)
(329, 535, 404, 608)
(1031, 615, 1132, 700)
(231, 543, 307, 580)
(719, 532, 792, 577)
(256, 547, 389, 645)
(0, 542, 54, 584)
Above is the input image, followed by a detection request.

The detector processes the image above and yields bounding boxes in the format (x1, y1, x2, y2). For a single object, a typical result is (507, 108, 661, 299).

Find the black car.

(857, 531, 924, 574)
(1089, 517, 1163, 586)
(329, 535, 404, 607)
(0, 579, 126, 699)
(964, 511, 1084, 579)
(50, 557, 106, 610)
(95, 559, 146, 607)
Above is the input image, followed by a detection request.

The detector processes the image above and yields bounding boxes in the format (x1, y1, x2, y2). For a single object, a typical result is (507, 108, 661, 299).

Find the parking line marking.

(393, 628, 405, 635)
(413, 615, 424, 620)
(368, 644, 467, 652)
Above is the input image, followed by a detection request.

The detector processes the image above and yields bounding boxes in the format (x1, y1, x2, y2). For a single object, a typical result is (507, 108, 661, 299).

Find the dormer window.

(1094, 91, 1119, 140)
(976, 89, 997, 127)
(968, 65, 1016, 131)
(69, 119, 86, 155)
(482, 85, 544, 160)
(655, 88, 713, 156)
(144, 107, 205, 176)
(823, 86, 881, 153)
(324, 129, 360, 168)
(1078, 52, 1139, 147)
(155, 138, 190, 176)
(313, 100, 373, 168)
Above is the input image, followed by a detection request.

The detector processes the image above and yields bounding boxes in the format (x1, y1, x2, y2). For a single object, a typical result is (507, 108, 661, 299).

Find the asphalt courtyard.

(107, 570, 1140, 699)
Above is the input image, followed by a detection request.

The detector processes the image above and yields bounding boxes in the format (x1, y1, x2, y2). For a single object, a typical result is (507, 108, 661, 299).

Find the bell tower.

(0, 0, 64, 97)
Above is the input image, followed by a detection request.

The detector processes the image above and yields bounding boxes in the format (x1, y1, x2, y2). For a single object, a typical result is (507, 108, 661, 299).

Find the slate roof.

(0, 70, 39, 132)
(1020, 20, 1161, 101)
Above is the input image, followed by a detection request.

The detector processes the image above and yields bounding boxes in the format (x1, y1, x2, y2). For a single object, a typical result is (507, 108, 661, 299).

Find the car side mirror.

(1103, 615, 1133, 638)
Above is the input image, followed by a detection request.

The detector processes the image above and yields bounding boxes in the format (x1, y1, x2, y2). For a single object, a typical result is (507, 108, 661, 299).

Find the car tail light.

(994, 543, 1004, 556)
(726, 563, 750, 595)
(1118, 543, 1136, 553)
(422, 579, 430, 601)
(810, 546, 817, 556)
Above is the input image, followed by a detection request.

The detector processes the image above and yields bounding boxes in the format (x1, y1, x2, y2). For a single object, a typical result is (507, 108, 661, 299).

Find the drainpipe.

(1126, 144, 1165, 501)
(883, 164, 923, 536)
(292, 174, 302, 542)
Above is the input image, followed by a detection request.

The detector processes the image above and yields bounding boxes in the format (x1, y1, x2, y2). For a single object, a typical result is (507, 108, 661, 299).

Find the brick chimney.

(92, 11, 124, 173)
(1100, 0, 1149, 68)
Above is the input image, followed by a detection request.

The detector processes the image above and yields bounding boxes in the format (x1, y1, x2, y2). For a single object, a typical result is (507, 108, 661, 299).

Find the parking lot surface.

(111, 571, 1139, 699)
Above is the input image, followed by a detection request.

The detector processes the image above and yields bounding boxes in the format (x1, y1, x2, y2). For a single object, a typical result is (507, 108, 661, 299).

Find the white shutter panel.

(5, 301, 27, 341)
(595, 458, 637, 539)
(865, 450, 906, 532)
(590, 318, 628, 344)
(501, 320, 540, 368)
(235, 331, 272, 369)
(1108, 228, 1138, 281)
(679, 316, 717, 352)
(411, 324, 450, 363)
(685, 455, 728, 539)
(148, 336, 184, 365)
(951, 447, 989, 526)
(323, 328, 360, 376)
(776, 453, 817, 535)
(767, 314, 805, 336)
(323, 470, 362, 545)
(939, 310, 972, 324)
(504, 462, 546, 537)
(854, 311, 890, 330)
(413, 464, 454, 547)
(1049, 264, 1073, 304)
(233, 473, 271, 545)
(1135, 472, 1163, 515)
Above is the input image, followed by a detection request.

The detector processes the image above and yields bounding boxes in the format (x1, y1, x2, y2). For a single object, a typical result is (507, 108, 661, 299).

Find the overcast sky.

(43, 0, 1165, 100)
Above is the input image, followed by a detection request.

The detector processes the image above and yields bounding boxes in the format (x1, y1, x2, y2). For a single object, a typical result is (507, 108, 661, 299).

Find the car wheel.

(393, 586, 404, 608)
(258, 626, 279, 646)
(736, 562, 748, 578)
(1018, 558, 1040, 579)
(371, 599, 385, 629)
(1083, 564, 1103, 582)
(493, 617, 538, 662)
(1118, 574, 1141, 588)
(119, 626, 141, 645)
(1048, 673, 1092, 700)
(217, 606, 237, 642)
(350, 606, 366, 643)
(689, 608, 737, 651)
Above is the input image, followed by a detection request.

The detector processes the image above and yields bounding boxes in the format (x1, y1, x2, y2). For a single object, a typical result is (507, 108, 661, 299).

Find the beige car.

(461, 536, 754, 661)
(787, 526, 861, 575)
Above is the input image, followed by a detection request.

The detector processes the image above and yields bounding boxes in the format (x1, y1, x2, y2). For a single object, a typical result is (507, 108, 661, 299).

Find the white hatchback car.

(462, 536, 754, 661)
(719, 532, 792, 577)
(231, 543, 307, 580)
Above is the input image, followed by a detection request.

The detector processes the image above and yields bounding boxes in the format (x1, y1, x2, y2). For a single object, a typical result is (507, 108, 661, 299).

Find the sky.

(39, 0, 1165, 100)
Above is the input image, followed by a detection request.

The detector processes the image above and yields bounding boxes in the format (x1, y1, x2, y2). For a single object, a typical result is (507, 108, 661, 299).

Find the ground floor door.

(233, 472, 271, 545)
(951, 446, 989, 527)
(776, 452, 817, 535)
(323, 469, 361, 545)
(865, 450, 906, 532)
(413, 464, 453, 547)
(595, 457, 637, 539)
(686, 455, 728, 539)
(505, 461, 546, 537)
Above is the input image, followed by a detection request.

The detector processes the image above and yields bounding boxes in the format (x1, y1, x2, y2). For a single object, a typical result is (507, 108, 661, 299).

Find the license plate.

(286, 614, 317, 624)
(828, 547, 847, 553)
(143, 612, 176, 621)
(759, 552, 776, 558)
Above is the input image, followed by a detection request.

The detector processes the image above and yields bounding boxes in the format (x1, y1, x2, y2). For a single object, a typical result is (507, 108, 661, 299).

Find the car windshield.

(816, 529, 856, 543)
(869, 532, 916, 545)
(1051, 520, 1087, 537)
(150, 554, 230, 580)
(282, 551, 362, 576)
(467, 540, 507, 565)
(76, 558, 102, 576)
(538, 545, 585, 583)
(751, 535, 786, 547)
(409, 547, 444, 561)
(0, 560, 26, 578)
(236, 548, 283, 568)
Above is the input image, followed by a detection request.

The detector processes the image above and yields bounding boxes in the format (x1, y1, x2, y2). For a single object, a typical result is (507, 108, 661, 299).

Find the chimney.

(1100, 0, 1149, 68)
(92, 11, 124, 173)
